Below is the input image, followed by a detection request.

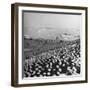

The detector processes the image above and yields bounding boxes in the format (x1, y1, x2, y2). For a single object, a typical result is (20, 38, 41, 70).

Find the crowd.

(24, 41, 81, 77)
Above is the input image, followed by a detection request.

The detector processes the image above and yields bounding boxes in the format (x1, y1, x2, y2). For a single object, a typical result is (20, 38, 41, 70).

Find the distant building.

(55, 36, 60, 42)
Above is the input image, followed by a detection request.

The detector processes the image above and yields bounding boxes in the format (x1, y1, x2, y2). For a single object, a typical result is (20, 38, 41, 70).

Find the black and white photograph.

(11, 3, 88, 87)
(23, 11, 81, 78)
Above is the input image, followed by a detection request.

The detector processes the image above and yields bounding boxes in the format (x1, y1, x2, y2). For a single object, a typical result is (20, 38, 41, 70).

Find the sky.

(23, 11, 82, 39)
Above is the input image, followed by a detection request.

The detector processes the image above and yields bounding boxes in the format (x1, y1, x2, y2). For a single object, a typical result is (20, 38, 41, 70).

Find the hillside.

(24, 38, 80, 77)
(24, 38, 80, 59)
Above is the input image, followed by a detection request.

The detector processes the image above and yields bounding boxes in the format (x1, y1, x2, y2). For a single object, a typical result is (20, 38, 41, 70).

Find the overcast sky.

(23, 11, 81, 39)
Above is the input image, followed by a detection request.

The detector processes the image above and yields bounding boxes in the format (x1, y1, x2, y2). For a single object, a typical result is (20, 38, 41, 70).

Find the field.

(24, 38, 80, 59)
(24, 38, 81, 77)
